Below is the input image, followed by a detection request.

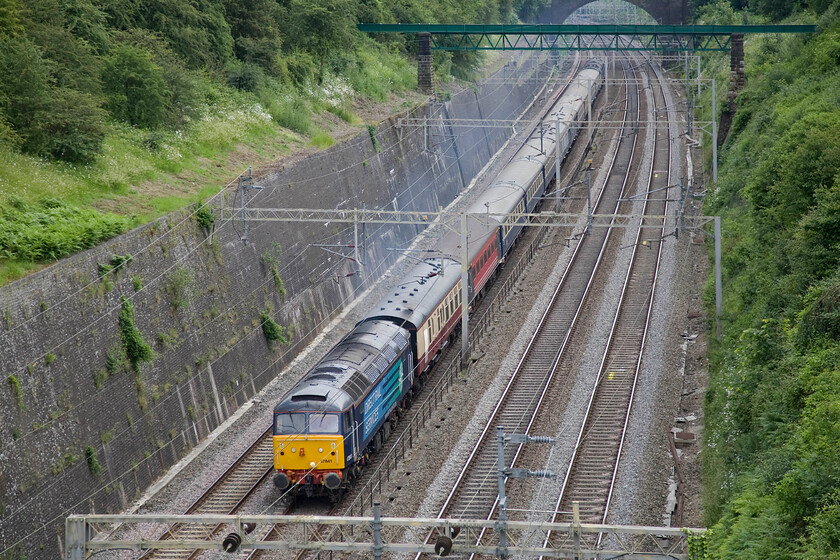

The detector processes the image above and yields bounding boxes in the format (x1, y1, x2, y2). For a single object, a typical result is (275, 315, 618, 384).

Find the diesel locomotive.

(272, 59, 605, 499)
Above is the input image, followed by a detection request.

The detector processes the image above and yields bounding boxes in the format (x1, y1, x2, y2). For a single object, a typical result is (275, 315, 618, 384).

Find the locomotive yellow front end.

(272, 411, 346, 494)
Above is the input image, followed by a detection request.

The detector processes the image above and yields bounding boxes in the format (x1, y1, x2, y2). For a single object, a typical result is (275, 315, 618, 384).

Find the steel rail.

(411, 54, 642, 558)
(245, 54, 590, 560)
(465, 55, 644, 559)
(138, 428, 274, 560)
(602, 54, 674, 525)
(547, 54, 676, 552)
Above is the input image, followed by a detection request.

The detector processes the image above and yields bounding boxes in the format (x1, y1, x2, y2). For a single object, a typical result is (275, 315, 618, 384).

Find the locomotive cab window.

(275, 413, 306, 435)
(309, 413, 340, 434)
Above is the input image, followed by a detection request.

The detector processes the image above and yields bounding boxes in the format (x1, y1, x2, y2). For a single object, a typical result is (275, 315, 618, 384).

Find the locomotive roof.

(363, 257, 461, 331)
(274, 320, 410, 414)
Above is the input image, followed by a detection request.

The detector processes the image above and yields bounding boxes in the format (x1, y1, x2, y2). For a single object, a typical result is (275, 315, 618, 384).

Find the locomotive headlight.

(318, 447, 323, 453)
(291, 448, 296, 453)
(310, 462, 316, 468)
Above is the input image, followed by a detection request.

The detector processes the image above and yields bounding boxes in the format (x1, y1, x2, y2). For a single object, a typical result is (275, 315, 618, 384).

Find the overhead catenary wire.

(1, 63, 532, 448)
(0, 52, 576, 556)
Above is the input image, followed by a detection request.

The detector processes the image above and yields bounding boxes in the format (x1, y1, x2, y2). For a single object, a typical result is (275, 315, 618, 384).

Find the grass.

(309, 130, 335, 149)
(0, 39, 429, 287)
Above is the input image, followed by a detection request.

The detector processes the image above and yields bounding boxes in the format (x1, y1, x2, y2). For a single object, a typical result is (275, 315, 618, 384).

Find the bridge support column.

(717, 33, 745, 149)
(418, 32, 433, 94)
(729, 33, 745, 91)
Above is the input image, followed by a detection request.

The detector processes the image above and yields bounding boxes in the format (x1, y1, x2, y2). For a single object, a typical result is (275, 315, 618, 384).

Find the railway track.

(546, 53, 677, 546)
(139, 429, 274, 560)
(244, 54, 593, 560)
(133, 53, 587, 560)
(409, 56, 645, 558)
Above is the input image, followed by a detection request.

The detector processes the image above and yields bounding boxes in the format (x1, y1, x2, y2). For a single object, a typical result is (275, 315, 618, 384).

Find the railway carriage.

(365, 258, 463, 374)
(272, 58, 605, 499)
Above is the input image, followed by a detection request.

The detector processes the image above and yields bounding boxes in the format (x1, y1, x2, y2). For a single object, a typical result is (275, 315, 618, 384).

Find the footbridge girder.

(356, 24, 815, 93)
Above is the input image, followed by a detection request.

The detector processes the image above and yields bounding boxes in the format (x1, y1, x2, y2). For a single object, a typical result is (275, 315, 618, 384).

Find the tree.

(281, 0, 355, 74)
(0, 0, 25, 36)
(42, 88, 107, 163)
(102, 43, 170, 128)
(223, 0, 283, 73)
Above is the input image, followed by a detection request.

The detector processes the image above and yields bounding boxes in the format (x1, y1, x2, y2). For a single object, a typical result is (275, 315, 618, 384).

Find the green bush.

(118, 297, 154, 370)
(8, 375, 22, 409)
(259, 311, 288, 347)
(84, 446, 101, 475)
(194, 204, 215, 230)
(102, 43, 171, 128)
(0, 197, 129, 262)
(165, 268, 194, 310)
(226, 62, 265, 92)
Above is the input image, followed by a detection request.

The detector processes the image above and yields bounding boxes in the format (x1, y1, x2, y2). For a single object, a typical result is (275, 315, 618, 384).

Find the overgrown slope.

(697, 1, 840, 557)
(0, 0, 550, 284)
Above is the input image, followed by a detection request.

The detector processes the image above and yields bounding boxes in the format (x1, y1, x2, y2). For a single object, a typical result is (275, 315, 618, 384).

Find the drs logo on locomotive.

(362, 361, 403, 440)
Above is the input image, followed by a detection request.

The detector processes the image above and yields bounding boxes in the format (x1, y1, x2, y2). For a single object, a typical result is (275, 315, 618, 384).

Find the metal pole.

(684, 51, 689, 98)
(496, 426, 508, 558)
(715, 217, 722, 340)
(66, 516, 86, 560)
(712, 78, 718, 183)
(373, 502, 382, 560)
(605, 56, 609, 104)
(460, 213, 470, 369)
(586, 162, 592, 234)
(239, 176, 248, 245)
(587, 79, 593, 143)
(697, 55, 701, 99)
(555, 118, 561, 190)
(354, 211, 360, 277)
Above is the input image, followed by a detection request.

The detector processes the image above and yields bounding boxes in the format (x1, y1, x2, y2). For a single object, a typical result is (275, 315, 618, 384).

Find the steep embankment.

(701, 8, 840, 558)
(0, 53, 553, 560)
(0, 0, 520, 285)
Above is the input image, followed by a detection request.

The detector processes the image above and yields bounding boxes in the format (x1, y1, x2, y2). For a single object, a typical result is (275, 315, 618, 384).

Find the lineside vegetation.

(695, 1, 840, 557)
(0, 0, 550, 285)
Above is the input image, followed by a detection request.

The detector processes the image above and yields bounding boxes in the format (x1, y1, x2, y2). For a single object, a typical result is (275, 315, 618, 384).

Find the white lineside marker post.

(604, 56, 609, 104)
(587, 78, 593, 143)
(586, 159, 593, 234)
(697, 54, 702, 99)
(460, 213, 470, 369)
